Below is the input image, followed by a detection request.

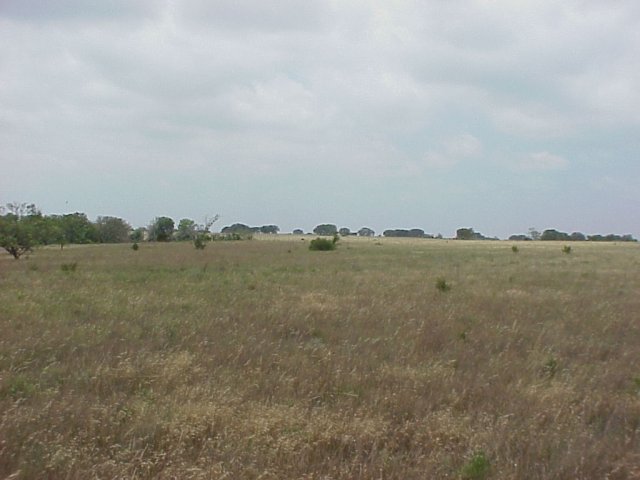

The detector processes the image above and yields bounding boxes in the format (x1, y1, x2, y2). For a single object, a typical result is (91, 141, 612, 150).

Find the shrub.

(60, 262, 77, 273)
(460, 451, 491, 479)
(562, 245, 572, 254)
(309, 237, 336, 251)
(193, 235, 207, 250)
(511, 245, 519, 253)
(435, 277, 451, 292)
(132, 242, 139, 251)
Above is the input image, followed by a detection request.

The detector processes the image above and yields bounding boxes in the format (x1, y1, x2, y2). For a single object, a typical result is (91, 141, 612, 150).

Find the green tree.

(95, 216, 131, 243)
(313, 224, 338, 236)
(0, 203, 39, 259)
(61, 213, 98, 244)
(259, 225, 280, 234)
(148, 217, 175, 242)
(339, 227, 351, 236)
(176, 218, 197, 241)
(358, 227, 375, 237)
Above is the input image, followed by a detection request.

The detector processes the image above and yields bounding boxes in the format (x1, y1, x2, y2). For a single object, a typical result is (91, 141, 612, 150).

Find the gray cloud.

(1, 0, 639, 236)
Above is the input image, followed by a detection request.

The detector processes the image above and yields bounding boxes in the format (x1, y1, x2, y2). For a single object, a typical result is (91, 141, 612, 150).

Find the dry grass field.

(1, 237, 639, 479)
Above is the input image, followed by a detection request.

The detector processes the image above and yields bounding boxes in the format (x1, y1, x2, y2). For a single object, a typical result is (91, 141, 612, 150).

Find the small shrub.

(309, 237, 336, 251)
(132, 242, 139, 251)
(60, 262, 77, 273)
(511, 245, 519, 253)
(543, 357, 558, 378)
(460, 451, 491, 480)
(194, 235, 207, 250)
(562, 245, 572, 254)
(435, 277, 451, 292)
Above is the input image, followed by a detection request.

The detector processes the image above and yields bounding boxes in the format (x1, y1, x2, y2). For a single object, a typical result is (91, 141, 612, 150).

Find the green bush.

(60, 262, 77, 273)
(435, 277, 451, 292)
(562, 245, 572, 254)
(193, 235, 207, 250)
(132, 242, 139, 251)
(460, 451, 491, 479)
(309, 237, 336, 251)
(511, 245, 519, 253)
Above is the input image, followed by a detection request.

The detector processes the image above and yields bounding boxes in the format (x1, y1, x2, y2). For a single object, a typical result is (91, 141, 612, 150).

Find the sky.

(1, 0, 639, 238)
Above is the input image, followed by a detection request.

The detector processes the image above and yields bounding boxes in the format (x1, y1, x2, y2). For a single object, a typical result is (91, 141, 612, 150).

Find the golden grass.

(1, 238, 640, 478)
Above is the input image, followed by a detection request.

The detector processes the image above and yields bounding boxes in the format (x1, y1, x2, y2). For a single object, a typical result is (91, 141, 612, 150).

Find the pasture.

(1, 237, 639, 479)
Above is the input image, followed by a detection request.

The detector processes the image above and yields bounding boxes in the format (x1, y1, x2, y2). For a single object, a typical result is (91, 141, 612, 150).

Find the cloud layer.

(1, 0, 639, 236)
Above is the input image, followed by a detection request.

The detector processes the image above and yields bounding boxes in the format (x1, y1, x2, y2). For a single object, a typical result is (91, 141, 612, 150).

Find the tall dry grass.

(1, 238, 639, 478)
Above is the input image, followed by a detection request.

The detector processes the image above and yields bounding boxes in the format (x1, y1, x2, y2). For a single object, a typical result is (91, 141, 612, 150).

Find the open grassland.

(1, 237, 640, 479)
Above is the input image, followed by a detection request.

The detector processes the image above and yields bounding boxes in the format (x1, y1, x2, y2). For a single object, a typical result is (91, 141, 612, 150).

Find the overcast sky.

(1, 1, 639, 237)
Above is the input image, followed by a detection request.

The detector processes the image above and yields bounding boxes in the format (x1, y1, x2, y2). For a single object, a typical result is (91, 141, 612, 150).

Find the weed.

(512, 245, 519, 253)
(132, 242, 139, 251)
(562, 245, 572, 254)
(60, 262, 77, 273)
(460, 451, 491, 479)
(543, 357, 558, 378)
(194, 235, 207, 250)
(435, 277, 451, 292)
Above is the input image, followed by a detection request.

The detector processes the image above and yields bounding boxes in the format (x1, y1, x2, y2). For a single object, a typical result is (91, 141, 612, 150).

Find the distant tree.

(176, 218, 197, 241)
(569, 232, 586, 242)
(148, 216, 175, 242)
(221, 223, 254, 235)
(339, 227, 351, 236)
(409, 228, 425, 238)
(528, 228, 541, 241)
(313, 224, 338, 236)
(293, 229, 304, 235)
(61, 212, 99, 244)
(509, 234, 531, 241)
(456, 228, 475, 240)
(259, 225, 280, 234)
(358, 227, 375, 237)
(130, 227, 146, 243)
(541, 229, 570, 241)
(95, 216, 131, 243)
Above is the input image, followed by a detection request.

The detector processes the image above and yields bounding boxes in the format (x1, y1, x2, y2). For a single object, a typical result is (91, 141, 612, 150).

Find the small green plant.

(511, 245, 519, 253)
(543, 357, 558, 378)
(435, 277, 451, 292)
(309, 237, 336, 251)
(60, 262, 77, 273)
(132, 242, 139, 251)
(193, 235, 207, 250)
(460, 451, 491, 479)
(562, 245, 572, 254)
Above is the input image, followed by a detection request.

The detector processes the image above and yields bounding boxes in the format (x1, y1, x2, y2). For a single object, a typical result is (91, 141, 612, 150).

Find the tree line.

(0, 203, 636, 259)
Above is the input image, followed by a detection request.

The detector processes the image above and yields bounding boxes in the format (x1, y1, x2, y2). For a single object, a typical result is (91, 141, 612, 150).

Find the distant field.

(1, 238, 639, 479)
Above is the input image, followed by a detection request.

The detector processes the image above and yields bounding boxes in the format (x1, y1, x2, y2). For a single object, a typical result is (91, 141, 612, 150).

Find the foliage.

(358, 227, 375, 237)
(292, 229, 304, 235)
(541, 229, 571, 241)
(148, 216, 175, 242)
(509, 234, 531, 241)
(435, 277, 451, 292)
(512, 245, 519, 253)
(562, 245, 572, 254)
(313, 224, 338, 236)
(383, 229, 430, 238)
(130, 227, 146, 243)
(309, 237, 337, 251)
(193, 234, 208, 250)
(176, 218, 197, 241)
(95, 216, 131, 243)
(456, 228, 489, 240)
(60, 262, 77, 273)
(338, 227, 351, 236)
(460, 451, 491, 479)
(132, 242, 139, 251)
(259, 225, 280, 234)
(0, 210, 36, 259)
